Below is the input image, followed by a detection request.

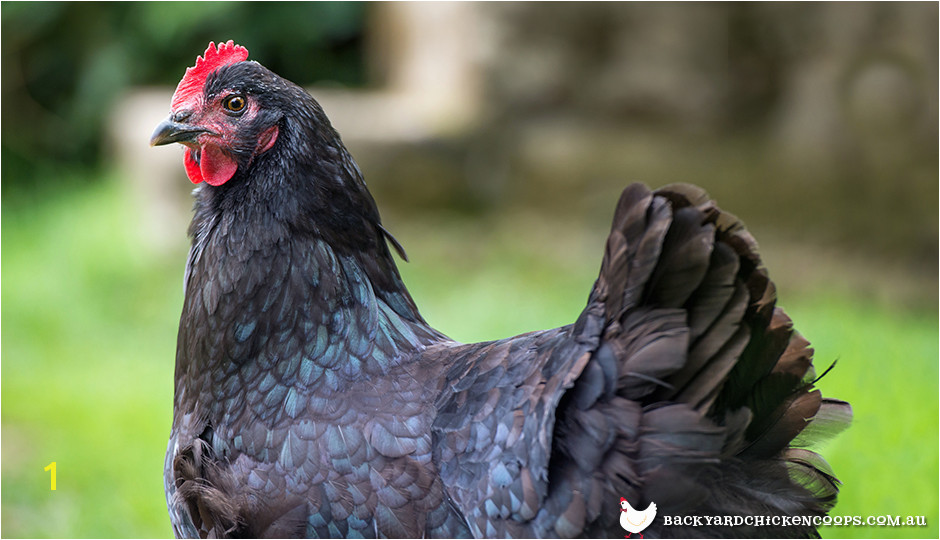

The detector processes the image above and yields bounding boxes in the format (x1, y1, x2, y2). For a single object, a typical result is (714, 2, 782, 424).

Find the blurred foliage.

(783, 295, 938, 539)
(1, 1, 366, 186)
(2, 175, 937, 538)
(2, 176, 182, 537)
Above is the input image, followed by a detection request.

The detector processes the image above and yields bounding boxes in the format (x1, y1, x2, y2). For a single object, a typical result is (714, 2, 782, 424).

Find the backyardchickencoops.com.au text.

(661, 514, 928, 528)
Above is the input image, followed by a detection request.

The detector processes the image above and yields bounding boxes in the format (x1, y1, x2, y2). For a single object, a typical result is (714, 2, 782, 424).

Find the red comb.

(171, 40, 249, 110)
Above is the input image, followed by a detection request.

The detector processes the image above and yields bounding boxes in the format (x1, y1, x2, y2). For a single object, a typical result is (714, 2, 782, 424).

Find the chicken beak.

(150, 118, 211, 147)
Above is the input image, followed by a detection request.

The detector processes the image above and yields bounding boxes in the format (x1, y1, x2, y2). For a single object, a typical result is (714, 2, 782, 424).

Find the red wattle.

(183, 146, 238, 186)
(184, 148, 203, 184)
(200, 144, 238, 186)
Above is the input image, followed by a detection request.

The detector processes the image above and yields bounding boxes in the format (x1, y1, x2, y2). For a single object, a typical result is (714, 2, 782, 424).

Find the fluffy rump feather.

(543, 183, 851, 537)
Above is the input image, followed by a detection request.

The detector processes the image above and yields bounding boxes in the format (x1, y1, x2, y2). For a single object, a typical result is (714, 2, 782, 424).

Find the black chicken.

(151, 41, 851, 539)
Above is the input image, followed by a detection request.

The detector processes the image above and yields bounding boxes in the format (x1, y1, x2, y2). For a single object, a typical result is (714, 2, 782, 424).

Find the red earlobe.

(257, 125, 279, 155)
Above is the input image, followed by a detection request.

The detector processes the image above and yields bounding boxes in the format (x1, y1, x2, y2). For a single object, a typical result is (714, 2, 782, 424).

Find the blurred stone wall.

(479, 3, 936, 134)
(359, 2, 936, 270)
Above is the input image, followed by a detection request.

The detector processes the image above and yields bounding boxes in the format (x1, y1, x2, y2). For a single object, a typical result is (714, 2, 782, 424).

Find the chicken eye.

(223, 95, 246, 114)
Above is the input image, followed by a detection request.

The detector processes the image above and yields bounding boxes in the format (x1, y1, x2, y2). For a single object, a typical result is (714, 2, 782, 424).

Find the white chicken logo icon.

(619, 497, 656, 538)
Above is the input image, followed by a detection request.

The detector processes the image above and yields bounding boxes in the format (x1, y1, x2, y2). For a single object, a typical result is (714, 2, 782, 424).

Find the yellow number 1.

(44, 462, 56, 490)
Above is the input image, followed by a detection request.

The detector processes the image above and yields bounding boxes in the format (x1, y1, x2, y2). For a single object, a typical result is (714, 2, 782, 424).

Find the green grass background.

(2, 177, 937, 538)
